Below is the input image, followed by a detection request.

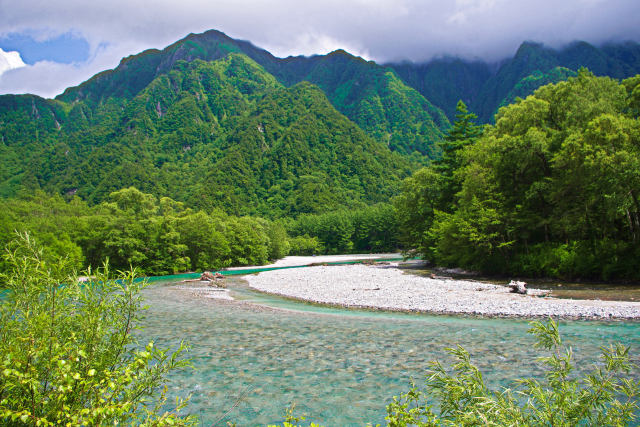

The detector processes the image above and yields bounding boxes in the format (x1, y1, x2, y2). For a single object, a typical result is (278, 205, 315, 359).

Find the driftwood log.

(201, 271, 216, 281)
(508, 280, 528, 295)
(430, 273, 453, 280)
(201, 271, 226, 288)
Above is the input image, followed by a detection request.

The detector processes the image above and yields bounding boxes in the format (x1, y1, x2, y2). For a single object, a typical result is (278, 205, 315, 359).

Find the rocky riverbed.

(246, 263, 640, 319)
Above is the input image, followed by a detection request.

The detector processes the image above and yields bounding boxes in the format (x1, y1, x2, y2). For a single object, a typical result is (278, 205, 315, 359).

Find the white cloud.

(0, 48, 26, 76)
(264, 32, 371, 60)
(0, 61, 95, 98)
(0, 0, 639, 97)
(0, 40, 131, 98)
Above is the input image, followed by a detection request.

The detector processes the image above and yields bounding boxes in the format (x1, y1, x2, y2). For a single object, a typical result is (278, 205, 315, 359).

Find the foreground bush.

(386, 319, 639, 426)
(0, 234, 196, 426)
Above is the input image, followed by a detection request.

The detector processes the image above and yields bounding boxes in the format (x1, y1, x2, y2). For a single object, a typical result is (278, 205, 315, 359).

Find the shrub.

(386, 318, 639, 426)
(0, 233, 196, 426)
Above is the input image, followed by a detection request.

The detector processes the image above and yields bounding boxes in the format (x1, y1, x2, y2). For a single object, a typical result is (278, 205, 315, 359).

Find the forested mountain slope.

(0, 54, 412, 216)
(389, 40, 640, 122)
(3, 29, 640, 218)
(57, 29, 449, 155)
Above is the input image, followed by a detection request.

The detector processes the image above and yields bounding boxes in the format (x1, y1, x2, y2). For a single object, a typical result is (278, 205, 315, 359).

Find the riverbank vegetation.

(395, 71, 640, 281)
(386, 318, 639, 426)
(0, 188, 289, 275)
(0, 189, 403, 276)
(285, 203, 399, 255)
(0, 234, 196, 425)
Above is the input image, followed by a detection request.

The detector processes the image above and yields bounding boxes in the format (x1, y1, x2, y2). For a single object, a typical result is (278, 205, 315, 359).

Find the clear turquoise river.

(139, 275, 640, 426)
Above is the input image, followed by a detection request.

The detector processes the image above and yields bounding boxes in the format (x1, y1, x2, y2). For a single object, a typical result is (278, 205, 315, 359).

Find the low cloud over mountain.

(1, 0, 639, 97)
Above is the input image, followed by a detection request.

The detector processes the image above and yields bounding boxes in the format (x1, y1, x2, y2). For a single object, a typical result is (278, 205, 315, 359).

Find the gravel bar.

(246, 264, 640, 319)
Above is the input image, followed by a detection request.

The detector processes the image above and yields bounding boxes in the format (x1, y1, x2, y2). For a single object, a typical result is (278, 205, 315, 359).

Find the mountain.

(389, 58, 493, 122)
(0, 54, 413, 217)
(58, 30, 449, 156)
(496, 66, 577, 111)
(3, 30, 640, 216)
(273, 49, 448, 156)
(388, 40, 640, 122)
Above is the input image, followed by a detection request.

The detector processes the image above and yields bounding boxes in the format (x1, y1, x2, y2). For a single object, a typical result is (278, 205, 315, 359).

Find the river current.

(139, 276, 640, 426)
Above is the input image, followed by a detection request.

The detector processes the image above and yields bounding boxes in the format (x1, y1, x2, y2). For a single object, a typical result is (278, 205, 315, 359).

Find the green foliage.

(265, 221, 291, 260)
(0, 192, 88, 274)
(265, 404, 323, 427)
(297, 50, 449, 155)
(394, 101, 482, 256)
(0, 233, 196, 425)
(174, 210, 231, 271)
(398, 71, 640, 280)
(497, 67, 577, 112)
(287, 204, 400, 255)
(287, 235, 323, 256)
(1, 53, 415, 217)
(385, 318, 639, 426)
(433, 100, 483, 209)
(512, 240, 640, 281)
(0, 189, 293, 277)
(393, 167, 444, 253)
(224, 216, 270, 266)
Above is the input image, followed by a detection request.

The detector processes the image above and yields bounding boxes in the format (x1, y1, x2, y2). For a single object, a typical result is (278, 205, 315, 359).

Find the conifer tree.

(435, 100, 483, 208)
(436, 100, 482, 175)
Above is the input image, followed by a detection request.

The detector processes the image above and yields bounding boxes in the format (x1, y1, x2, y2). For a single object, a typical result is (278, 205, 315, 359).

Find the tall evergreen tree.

(435, 100, 483, 207)
(436, 100, 482, 175)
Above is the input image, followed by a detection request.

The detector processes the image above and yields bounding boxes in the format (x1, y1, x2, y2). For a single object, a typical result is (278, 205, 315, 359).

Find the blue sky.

(0, 0, 639, 98)
(0, 32, 90, 65)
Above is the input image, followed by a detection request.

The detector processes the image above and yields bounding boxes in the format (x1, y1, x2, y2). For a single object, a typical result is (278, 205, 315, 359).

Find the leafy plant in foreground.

(0, 233, 196, 426)
(386, 318, 639, 426)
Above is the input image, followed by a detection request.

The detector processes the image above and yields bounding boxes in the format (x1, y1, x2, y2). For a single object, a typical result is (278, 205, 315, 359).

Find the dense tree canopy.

(396, 71, 640, 280)
(0, 188, 293, 275)
(0, 54, 416, 217)
(0, 189, 402, 276)
(286, 203, 400, 255)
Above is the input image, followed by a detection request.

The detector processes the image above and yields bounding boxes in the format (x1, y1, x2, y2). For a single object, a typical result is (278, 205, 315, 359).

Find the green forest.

(1, 29, 640, 279)
(2, 71, 639, 281)
(1, 26, 640, 426)
(395, 71, 640, 280)
(0, 188, 401, 275)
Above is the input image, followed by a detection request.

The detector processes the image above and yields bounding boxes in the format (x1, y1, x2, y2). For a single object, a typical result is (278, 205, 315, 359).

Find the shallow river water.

(139, 276, 640, 426)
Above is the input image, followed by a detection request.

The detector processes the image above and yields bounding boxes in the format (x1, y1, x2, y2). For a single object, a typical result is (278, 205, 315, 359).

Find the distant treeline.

(0, 188, 400, 276)
(284, 204, 399, 255)
(0, 188, 291, 275)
